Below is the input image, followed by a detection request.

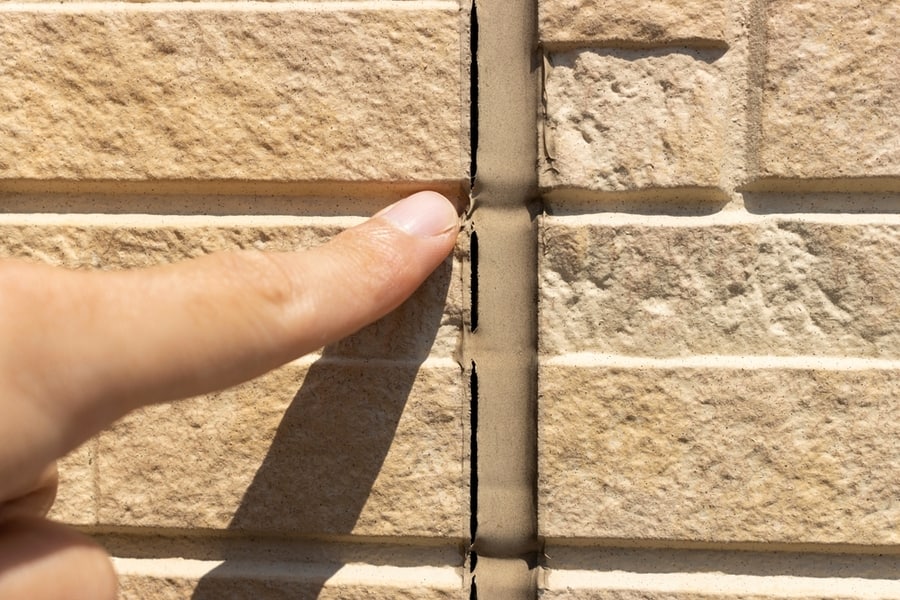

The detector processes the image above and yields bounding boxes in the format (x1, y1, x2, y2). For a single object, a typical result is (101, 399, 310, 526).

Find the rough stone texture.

(11, 0, 446, 2)
(0, 8, 467, 182)
(118, 572, 464, 600)
(758, 0, 899, 183)
(539, 365, 900, 543)
(539, 591, 877, 599)
(541, 50, 724, 194)
(538, 548, 900, 599)
(46, 441, 95, 526)
(538, 0, 726, 47)
(97, 362, 467, 537)
(0, 221, 464, 360)
(541, 546, 900, 574)
(6, 219, 468, 539)
(539, 218, 900, 357)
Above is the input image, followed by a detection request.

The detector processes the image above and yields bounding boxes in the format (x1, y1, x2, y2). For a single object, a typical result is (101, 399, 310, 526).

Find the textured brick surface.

(538, 547, 900, 598)
(118, 568, 464, 600)
(758, 0, 899, 183)
(98, 362, 467, 537)
(539, 365, 900, 543)
(539, 588, 891, 599)
(3, 219, 467, 537)
(121, 578, 461, 600)
(539, 218, 900, 357)
(0, 8, 467, 182)
(8, 0, 898, 595)
(0, 220, 464, 360)
(539, 0, 726, 47)
(541, 51, 724, 195)
(47, 441, 95, 526)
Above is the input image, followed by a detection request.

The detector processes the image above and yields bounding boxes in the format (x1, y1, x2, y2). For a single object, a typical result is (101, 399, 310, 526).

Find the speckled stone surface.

(541, 50, 724, 194)
(539, 0, 726, 47)
(0, 8, 468, 183)
(758, 0, 899, 182)
(98, 363, 467, 537)
(539, 365, 900, 543)
(539, 218, 900, 357)
(118, 570, 465, 600)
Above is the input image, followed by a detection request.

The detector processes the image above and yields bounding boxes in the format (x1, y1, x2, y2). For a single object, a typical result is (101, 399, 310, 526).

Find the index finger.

(0, 191, 460, 502)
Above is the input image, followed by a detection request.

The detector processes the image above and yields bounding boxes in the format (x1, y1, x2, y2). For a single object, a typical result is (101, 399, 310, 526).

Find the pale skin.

(0, 191, 460, 600)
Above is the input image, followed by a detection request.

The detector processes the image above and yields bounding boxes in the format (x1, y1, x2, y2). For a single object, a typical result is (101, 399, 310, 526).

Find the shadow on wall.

(190, 258, 454, 599)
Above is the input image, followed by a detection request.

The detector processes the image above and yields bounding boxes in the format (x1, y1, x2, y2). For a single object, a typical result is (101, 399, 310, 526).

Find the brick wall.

(2, 0, 898, 598)
(537, 0, 900, 599)
(1, 1, 471, 597)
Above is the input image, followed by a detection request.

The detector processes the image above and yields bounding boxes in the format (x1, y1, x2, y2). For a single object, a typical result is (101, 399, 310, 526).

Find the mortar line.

(467, 0, 540, 597)
(543, 537, 900, 556)
(83, 526, 468, 549)
(544, 569, 900, 598)
(543, 353, 900, 371)
(541, 209, 900, 226)
(0, 213, 368, 227)
(111, 557, 462, 587)
(0, 179, 463, 203)
(0, 1, 459, 13)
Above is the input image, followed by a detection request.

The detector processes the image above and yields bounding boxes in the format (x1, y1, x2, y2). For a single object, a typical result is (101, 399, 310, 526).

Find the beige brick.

(0, 220, 464, 360)
(541, 51, 724, 196)
(11, 0, 443, 2)
(47, 441, 95, 526)
(539, 217, 900, 358)
(541, 594, 674, 600)
(0, 7, 467, 182)
(539, 548, 900, 599)
(540, 587, 893, 599)
(539, 0, 726, 47)
(117, 563, 464, 600)
(757, 0, 900, 185)
(539, 365, 900, 543)
(540, 594, 803, 600)
(120, 577, 463, 600)
(98, 362, 467, 537)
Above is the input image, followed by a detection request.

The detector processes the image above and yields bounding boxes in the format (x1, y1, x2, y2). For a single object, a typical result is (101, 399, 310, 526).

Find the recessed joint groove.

(465, 0, 540, 597)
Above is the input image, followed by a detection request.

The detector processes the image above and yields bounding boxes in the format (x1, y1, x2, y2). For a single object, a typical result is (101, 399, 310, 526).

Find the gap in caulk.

(469, 360, 479, 544)
(469, 230, 479, 332)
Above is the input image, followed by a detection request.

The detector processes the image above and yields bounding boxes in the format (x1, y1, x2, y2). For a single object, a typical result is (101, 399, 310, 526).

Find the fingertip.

(376, 191, 461, 240)
(280, 190, 461, 350)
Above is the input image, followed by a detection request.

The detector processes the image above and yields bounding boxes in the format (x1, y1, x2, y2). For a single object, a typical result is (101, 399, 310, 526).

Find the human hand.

(0, 191, 460, 600)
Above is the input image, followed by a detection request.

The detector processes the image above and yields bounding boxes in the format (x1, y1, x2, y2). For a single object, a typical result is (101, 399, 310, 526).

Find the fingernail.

(377, 191, 459, 238)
